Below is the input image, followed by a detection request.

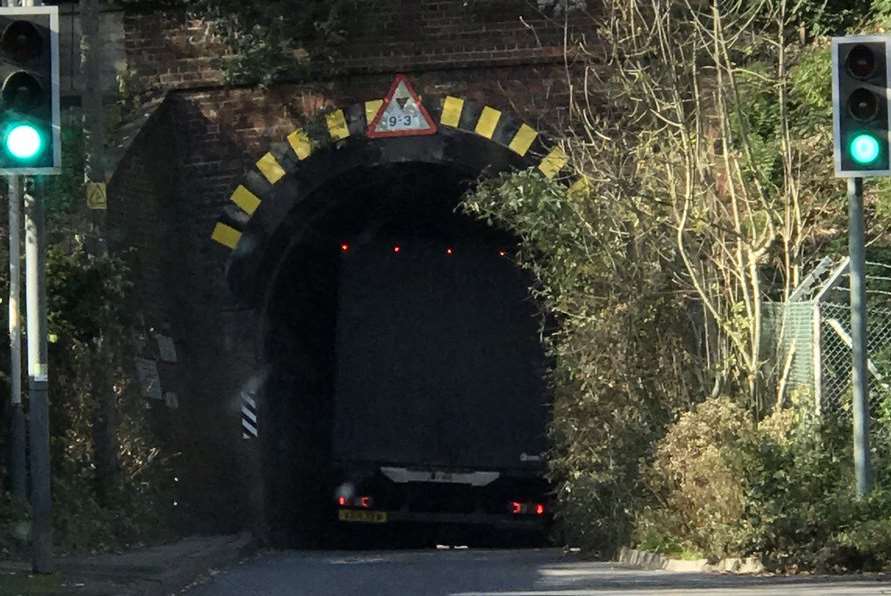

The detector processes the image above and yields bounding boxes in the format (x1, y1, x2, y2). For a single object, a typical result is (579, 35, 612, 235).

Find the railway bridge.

(102, 1, 587, 544)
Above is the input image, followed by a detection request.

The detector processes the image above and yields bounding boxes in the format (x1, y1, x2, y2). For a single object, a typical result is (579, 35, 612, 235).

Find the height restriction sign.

(367, 75, 437, 138)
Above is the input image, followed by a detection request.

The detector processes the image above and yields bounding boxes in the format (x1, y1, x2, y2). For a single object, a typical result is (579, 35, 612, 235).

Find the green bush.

(462, 170, 697, 555)
(832, 516, 891, 570)
(46, 245, 176, 552)
(636, 393, 891, 569)
(739, 409, 853, 564)
(0, 491, 30, 556)
(641, 397, 754, 558)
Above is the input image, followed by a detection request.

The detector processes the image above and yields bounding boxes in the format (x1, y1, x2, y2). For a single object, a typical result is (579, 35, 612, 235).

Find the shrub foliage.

(462, 0, 891, 567)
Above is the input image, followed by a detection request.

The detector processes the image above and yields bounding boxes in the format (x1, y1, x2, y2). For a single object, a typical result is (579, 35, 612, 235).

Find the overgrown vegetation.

(462, 0, 891, 570)
(464, 170, 697, 552)
(118, 0, 367, 85)
(0, 123, 175, 557)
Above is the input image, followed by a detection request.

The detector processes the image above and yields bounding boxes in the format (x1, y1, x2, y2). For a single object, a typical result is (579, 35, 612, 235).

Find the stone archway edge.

(210, 95, 589, 251)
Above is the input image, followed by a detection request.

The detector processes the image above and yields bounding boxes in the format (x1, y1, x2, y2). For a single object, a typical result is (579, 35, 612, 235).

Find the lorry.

(330, 220, 551, 536)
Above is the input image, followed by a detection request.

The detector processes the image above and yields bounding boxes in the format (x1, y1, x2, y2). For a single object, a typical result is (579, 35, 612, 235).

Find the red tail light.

(393, 245, 401, 254)
(337, 496, 347, 507)
(340, 243, 349, 252)
(509, 501, 547, 515)
(358, 496, 373, 509)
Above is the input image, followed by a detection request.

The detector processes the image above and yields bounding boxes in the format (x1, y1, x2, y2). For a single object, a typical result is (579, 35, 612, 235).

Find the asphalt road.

(184, 548, 891, 596)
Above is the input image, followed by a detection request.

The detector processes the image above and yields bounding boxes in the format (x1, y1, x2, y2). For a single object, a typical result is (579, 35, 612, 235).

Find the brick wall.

(122, 1, 592, 93)
(122, 11, 226, 93)
(106, 101, 176, 327)
(107, 98, 259, 532)
(332, 0, 576, 72)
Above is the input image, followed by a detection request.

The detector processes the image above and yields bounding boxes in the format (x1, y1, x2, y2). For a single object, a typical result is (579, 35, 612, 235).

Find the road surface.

(185, 548, 891, 595)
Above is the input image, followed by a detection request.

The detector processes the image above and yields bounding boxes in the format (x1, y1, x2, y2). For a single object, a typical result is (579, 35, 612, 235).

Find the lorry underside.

(330, 200, 551, 532)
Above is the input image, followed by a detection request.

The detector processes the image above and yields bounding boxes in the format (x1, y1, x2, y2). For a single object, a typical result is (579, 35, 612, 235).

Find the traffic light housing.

(833, 36, 891, 177)
(0, 6, 59, 175)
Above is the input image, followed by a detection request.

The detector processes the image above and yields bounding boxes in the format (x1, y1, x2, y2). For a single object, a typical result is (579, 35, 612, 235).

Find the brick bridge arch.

(200, 86, 577, 544)
(209, 89, 582, 306)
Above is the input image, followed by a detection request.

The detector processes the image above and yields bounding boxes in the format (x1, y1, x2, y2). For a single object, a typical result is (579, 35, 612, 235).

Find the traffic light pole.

(25, 175, 51, 573)
(849, 176, 872, 497)
(22, 0, 53, 573)
(7, 176, 24, 500)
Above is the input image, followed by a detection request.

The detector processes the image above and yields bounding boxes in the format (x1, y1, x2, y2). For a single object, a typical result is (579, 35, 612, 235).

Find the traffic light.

(0, 6, 59, 175)
(833, 36, 891, 177)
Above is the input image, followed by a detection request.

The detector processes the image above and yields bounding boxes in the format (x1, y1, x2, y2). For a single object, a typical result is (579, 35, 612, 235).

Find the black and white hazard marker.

(241, 392, 258, 439)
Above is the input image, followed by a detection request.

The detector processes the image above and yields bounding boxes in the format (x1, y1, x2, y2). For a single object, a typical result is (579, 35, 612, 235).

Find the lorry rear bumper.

(338, 509, 546, 529)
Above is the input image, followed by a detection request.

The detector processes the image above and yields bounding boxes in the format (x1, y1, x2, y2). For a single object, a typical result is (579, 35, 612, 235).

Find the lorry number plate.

(338, 510, 388, 524)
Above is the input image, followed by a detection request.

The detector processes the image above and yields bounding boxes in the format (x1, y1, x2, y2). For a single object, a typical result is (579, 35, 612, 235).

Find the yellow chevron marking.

(538, 147, 568, 179)
(256, 152, 286, 184)
(569, 176, 591, 197)
(326, 109, 350, 141)
(230, 185, 261, 216)
(287, 129, 313, 160)
(211, 222, 242, 249)
(440, 96, 464, 128)
(365, 100, 384, 125)
(509, 124, 538, 157)
(474, 106, 502, 139)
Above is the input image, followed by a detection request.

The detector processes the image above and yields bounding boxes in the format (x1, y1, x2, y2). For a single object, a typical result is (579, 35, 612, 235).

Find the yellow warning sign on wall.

(86, 181, 107, 210)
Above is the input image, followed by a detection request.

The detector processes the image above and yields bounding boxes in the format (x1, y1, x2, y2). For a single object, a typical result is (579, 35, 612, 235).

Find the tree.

(564, 0, 862, 409)
(463, 0, 880, 554)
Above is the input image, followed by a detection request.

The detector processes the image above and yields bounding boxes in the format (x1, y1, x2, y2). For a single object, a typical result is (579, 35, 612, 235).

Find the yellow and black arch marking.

(211, 93, 587, 305)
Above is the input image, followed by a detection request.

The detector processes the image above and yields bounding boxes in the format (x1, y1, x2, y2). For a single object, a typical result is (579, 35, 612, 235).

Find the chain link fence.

(762, 301, 815, 402)
(763, 259, 891, 434)
(817, 302, 891, 423)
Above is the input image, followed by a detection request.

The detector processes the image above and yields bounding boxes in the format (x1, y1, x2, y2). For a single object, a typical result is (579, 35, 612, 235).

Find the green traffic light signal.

(850, 132, 881, 165)
(4, 122, 41, 160)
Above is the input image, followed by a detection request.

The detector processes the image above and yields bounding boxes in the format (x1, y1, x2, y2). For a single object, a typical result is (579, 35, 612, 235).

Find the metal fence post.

(813, 301, 823, 416)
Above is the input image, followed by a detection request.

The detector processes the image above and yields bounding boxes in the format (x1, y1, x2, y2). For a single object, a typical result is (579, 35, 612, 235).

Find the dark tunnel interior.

(259, 163, 548, 547)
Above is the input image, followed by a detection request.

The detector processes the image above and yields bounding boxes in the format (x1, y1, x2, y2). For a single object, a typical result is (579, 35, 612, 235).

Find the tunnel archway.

(261, 163, 548, 545)
(211, 92, 581, 305)
(211, 87, 572, 545)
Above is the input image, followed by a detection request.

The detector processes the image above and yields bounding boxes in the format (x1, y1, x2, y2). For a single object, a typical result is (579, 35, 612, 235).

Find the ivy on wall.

(118, 0, 369, 85)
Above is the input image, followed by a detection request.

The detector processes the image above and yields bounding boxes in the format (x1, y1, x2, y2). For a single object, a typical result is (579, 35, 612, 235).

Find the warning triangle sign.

(367, 75, 438, 138)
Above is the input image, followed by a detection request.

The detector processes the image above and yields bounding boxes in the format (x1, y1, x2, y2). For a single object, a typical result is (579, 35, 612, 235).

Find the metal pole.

(7, 176, 24, 499)
(813, 302, 823, 417)
(849, 176, 872, 497)
(25, 175, 51, 572)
